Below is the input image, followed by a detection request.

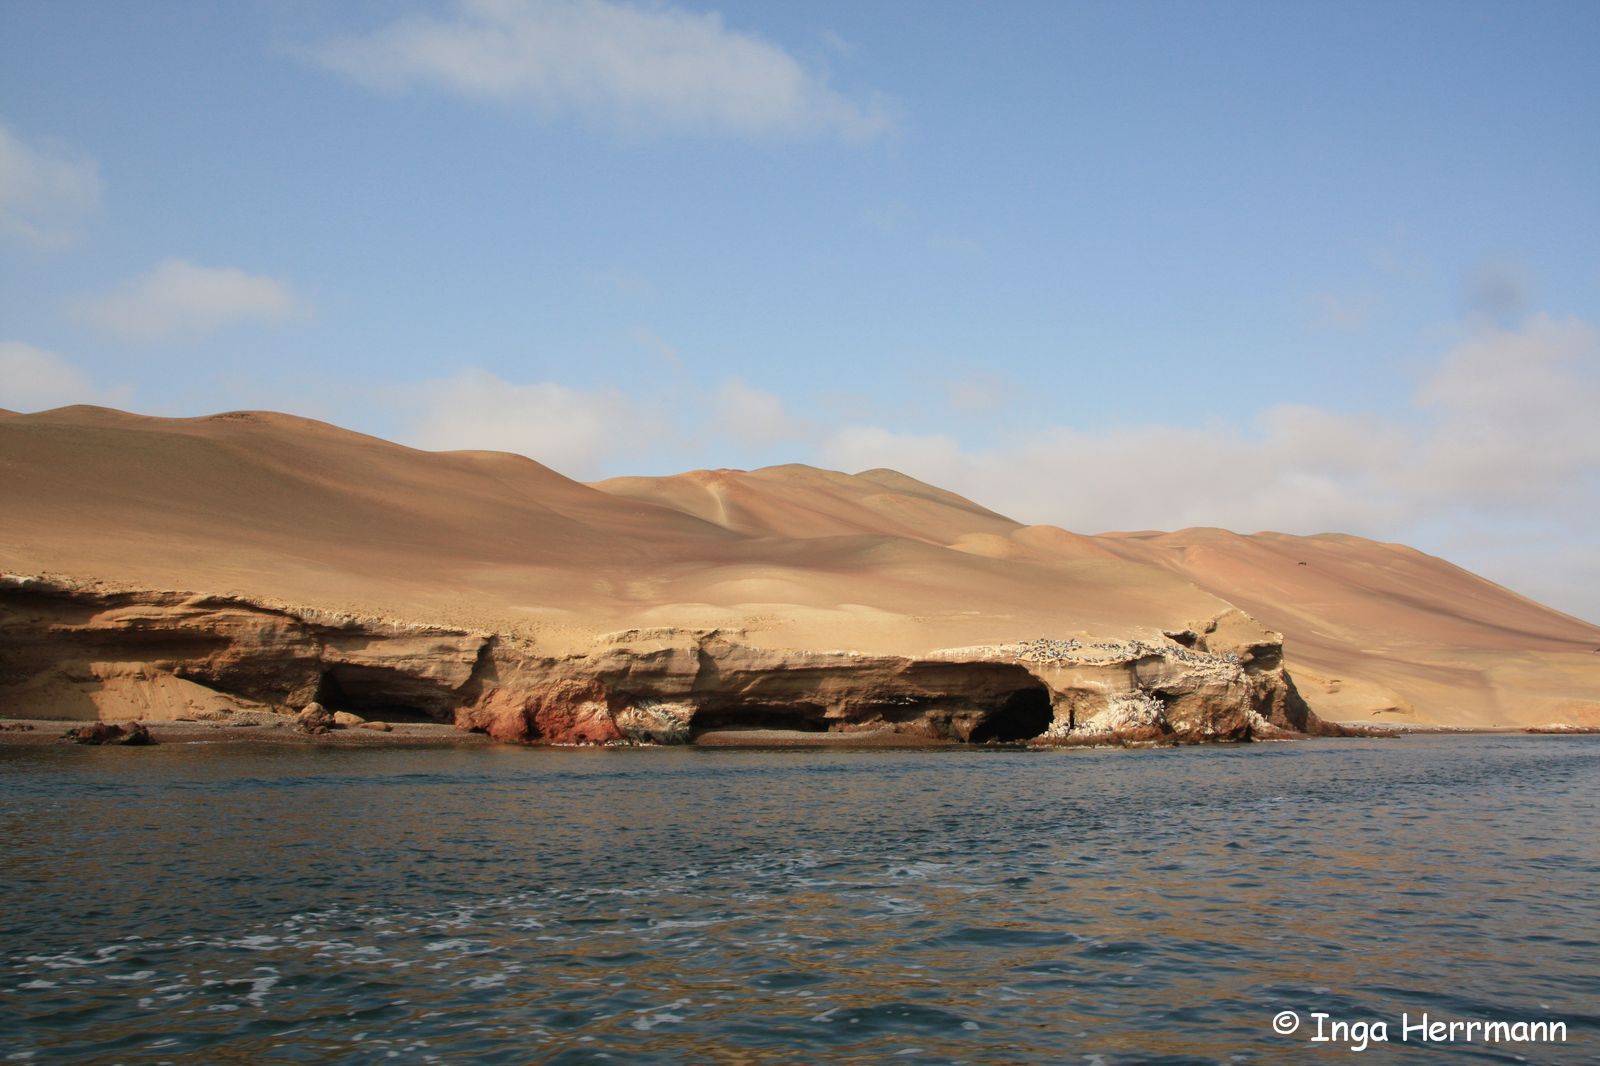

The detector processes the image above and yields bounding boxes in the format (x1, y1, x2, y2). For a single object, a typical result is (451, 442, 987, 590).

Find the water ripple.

(1, 736, 1595, 1063)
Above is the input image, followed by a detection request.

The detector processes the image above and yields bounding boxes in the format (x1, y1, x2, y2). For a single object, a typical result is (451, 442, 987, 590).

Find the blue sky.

(2, 0, 1597, 620)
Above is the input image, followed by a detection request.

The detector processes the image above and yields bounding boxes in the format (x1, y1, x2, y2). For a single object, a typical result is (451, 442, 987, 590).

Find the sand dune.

(1095, 528, 1600, 726)
(595, 464, 1019, 543)
(2, 405, 1595, 726)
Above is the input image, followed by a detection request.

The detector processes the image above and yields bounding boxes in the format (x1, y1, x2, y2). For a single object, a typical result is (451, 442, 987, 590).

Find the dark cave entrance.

(313, 671, 441, 723)
(969, 686, 1054, 744)
(689, 702, 827, 735)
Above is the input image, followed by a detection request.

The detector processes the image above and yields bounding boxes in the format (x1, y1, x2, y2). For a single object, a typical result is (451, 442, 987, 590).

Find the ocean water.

(1, 737, 1595, 1065)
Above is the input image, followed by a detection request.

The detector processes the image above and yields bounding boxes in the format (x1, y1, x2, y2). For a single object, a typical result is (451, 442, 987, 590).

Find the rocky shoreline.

(2, 715, 1591, 751)
(2, 575, 1348, 748)
(0, 717, 495, 748)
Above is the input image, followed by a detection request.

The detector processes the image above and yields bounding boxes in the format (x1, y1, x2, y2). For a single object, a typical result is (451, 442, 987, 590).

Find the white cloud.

(78, 260, 302, 342)
(399, 367, 662, 478)
(0, 342, 130, 411)
(0, 123, 101, 248)
(821, 316, 1599, 532)
(312, 0, 892, 140)
(1409, 314, 1600, 506)
(817, 315, 1600, 619)
(713, 378, 808, 446)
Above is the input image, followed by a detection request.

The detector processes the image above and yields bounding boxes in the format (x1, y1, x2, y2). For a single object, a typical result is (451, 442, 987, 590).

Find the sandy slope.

(595, 464, 1021, 543)
(1096, 529, 1600, 727)
(3, 405, 1595, 727)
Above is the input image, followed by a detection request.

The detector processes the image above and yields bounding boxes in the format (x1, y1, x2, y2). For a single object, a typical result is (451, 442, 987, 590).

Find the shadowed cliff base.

(2, 405, 1597, 735)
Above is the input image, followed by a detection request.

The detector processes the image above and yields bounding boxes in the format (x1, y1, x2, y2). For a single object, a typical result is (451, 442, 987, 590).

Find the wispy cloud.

(0, 122, 101, 248)
(940, 373, 1014, 416)
(0, 341, 130, 411)
(77, 260, 302, 342)
(629, 325, 682, 369)
(311, 0, 893, 140)
(397, 367, 663, 479)
(1311, 291, 1375, 332)
(712, 378, 808, 446)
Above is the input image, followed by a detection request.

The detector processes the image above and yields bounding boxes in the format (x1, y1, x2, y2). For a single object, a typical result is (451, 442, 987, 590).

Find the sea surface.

(1, 736, 1596, 1065)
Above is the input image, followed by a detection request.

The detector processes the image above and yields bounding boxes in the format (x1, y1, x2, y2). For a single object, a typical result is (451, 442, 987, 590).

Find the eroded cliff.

(0, 577, 1336, 745)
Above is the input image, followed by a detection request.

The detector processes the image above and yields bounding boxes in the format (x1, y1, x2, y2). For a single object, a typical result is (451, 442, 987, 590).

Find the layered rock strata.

(0, 577, 1335, 745)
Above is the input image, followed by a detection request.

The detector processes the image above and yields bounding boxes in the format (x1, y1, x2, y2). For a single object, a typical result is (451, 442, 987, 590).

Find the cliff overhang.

(0, 576, 1339, 745)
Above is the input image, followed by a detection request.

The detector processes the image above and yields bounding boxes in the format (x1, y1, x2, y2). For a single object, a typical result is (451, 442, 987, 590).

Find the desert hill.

(594, 463, 1020, 543)
(1093, 528, 1599, 724)
(2, 404, 1596, 728)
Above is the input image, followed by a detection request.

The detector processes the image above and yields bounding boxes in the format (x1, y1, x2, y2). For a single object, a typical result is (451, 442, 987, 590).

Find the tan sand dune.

(2, 405, 1596, 727)
(0, 407, 1226, 655)
(1093, 528, 1600, 727)
(594, 463, 1019, 544)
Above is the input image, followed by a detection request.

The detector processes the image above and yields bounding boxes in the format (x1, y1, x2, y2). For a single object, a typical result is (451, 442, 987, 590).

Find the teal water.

(1, 737, 1596, 1064)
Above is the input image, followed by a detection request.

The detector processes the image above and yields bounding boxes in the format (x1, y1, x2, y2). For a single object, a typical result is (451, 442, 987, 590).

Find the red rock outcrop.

(457, 679, 623, 744)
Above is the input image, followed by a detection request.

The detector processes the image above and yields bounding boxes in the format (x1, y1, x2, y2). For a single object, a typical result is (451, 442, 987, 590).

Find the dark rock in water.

(64, 722, 124, 744)
(0, 721, 35, 732)
(61, 721, 154, 745)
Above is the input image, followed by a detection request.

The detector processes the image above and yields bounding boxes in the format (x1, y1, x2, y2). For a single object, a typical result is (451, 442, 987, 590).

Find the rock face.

(452, 629, 1062, 745)
(0, 579, 487, 724)
(1013, 609, 1335, 745)
(1, 577, 1336, 745)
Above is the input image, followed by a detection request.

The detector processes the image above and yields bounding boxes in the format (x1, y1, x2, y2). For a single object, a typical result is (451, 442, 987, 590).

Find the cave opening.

(969, 686, 1054, 744)
(313, 671, 440, 723)
(689, 702, 827, 736)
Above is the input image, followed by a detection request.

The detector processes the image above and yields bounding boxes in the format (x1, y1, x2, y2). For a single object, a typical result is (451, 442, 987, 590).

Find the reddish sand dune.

(3, 405, 1596, 726)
